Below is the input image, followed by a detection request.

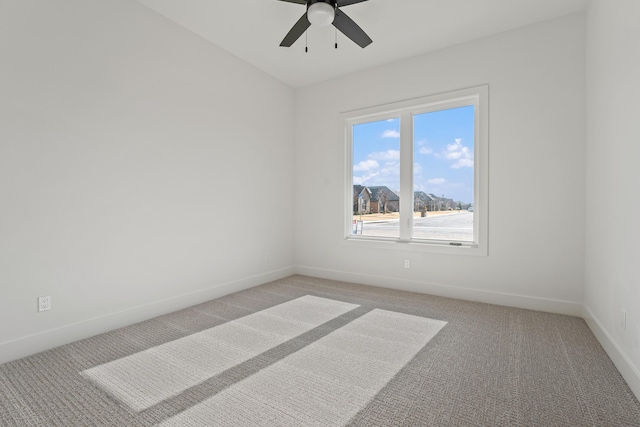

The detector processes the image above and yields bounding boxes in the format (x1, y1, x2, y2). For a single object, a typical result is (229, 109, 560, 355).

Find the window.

(343, 86, 488, 255)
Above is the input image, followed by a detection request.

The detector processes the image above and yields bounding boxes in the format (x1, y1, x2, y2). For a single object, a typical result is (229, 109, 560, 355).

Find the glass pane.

(413, 106, 474, 242)
(352, 118, 400, 238)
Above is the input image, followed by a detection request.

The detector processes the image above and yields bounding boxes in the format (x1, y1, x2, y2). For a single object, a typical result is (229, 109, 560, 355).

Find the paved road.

(357, 212, 473, 241)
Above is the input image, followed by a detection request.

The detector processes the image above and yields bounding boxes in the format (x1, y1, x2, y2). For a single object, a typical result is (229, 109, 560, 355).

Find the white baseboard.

(583, 304, 640, 401)
(0, 267, 294, 366)
(294, 266, 583, 316)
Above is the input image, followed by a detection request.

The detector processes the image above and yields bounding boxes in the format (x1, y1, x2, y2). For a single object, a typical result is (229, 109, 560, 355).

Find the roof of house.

(355, 187, 458, 204)
(367, 186, 399, 202)
(414, 191, 435, 202)
(353, 185, 371, 198)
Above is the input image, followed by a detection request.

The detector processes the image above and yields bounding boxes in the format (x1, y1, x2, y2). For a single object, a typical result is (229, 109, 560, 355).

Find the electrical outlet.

(621, 309, 627, 330)
(38, 296, 51, 312)
(404, 259, 410, 269)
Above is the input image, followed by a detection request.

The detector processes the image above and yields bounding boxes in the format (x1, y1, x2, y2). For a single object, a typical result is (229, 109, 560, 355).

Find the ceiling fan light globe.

(308, 2, 335, 27)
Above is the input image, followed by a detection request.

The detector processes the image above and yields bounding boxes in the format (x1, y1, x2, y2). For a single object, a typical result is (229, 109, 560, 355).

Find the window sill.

(342, 235, 488, 256)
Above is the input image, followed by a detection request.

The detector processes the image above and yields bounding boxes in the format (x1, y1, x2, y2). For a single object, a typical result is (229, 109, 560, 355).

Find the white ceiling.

(135, 0, 589, 88)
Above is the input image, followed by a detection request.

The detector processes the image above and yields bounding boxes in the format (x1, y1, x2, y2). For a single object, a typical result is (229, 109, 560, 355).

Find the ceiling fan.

(277, 0, 373, 49)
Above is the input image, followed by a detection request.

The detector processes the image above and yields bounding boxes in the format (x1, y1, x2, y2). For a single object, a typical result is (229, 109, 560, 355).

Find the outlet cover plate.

(38, 296, 51, 312)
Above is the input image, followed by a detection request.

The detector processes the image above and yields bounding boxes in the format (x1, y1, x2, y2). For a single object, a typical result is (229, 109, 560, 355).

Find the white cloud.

(427, 178, 446, 185)
(416, 140, 435, 156)
(444, 138, 473, 168)
(445, 151, 462, 160)
(353, 172, 380, 185)
(354, 168, 399, 188)
(353, 150, 400, 188)
(382, 130, 400, 138)
(369, 149, 400, 161)
(445, 139, 463, 158)
(452, 158, 473, 169)
(353, 159, 379, 172)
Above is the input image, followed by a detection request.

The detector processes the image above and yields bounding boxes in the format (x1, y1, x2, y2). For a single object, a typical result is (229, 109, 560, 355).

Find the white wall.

(584, 0, 640, 398)
(294, 13, 586, 315)
(0, 0, 295, 364)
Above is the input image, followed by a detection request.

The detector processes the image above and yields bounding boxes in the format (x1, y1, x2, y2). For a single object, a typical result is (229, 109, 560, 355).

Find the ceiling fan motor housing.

(307, 0, 337, 27)
(307, 0, 337, 8)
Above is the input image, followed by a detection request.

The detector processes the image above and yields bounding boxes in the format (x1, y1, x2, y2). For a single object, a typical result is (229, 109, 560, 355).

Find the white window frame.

(342, 85, 489, 256)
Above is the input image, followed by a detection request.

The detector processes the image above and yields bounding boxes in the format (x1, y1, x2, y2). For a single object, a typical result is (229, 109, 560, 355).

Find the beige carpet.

(1, 275, 639, 426)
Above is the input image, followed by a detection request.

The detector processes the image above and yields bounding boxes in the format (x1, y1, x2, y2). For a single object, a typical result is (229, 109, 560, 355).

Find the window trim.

(342, 85, 489, 256)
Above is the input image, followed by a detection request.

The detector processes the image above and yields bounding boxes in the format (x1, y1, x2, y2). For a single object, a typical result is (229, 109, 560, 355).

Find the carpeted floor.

(1, 275, 639, 426)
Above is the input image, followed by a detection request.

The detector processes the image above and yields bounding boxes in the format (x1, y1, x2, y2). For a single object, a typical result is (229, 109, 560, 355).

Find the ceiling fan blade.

(337, 0, 369, 6)
(276, 0, 306, 4)
(280, 13, 311, 47)
(332, 8, 372, 48)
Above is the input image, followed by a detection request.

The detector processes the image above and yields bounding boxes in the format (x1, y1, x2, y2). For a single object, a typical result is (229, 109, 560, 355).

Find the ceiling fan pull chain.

(305, 31, 308, 53)
(335, 28, 338, 49)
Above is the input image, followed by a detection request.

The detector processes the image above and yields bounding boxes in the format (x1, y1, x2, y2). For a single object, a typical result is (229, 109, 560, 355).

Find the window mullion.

(399, 112, 413, 241)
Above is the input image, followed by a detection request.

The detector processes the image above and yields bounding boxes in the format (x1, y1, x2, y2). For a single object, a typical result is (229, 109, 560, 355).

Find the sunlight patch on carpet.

(159, 309, 447, 426)
(82, 295, 358, 411)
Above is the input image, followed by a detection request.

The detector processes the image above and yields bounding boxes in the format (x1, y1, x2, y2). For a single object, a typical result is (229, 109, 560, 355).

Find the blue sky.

(352, 105, 474, 204)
